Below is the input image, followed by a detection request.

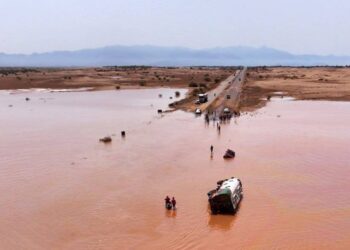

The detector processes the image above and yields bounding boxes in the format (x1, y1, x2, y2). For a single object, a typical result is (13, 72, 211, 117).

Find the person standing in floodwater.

(165, 196, 171, 208)
(210, 145, 214, 155)
(171, 197, 176, 210)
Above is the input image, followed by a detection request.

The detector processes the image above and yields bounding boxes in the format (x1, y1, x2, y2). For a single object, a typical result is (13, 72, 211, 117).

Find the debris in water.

(223, 149, 236, 159)
(99, 136, 112, 143)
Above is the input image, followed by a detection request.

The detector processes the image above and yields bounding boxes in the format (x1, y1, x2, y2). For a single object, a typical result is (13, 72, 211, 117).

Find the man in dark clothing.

(210, 145, 214, 154)
(171, 197, 177, 210)
(165, 196, 171, 209)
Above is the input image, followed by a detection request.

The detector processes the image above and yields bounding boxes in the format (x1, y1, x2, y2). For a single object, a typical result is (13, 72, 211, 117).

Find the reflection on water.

(0, 89, 349, 249)
(208, 214, 236, 231)
(165, 209, 177, 218)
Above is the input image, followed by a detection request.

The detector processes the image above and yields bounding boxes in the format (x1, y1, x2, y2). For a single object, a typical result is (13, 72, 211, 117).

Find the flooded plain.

(0, 89, 349, 249)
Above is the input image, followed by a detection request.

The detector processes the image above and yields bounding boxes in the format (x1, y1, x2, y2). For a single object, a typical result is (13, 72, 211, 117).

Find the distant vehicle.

(207, 177, 243, 214)
(195, 108, 202, 115)
(226, 95, 231, 99)
(195, 99, 201, 105)
(198, 93, 208, 103)
(223, 108, 230, 114)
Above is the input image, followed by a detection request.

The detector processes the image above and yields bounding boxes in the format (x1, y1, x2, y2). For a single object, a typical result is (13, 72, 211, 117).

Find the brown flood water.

(0, 89, 349, 249)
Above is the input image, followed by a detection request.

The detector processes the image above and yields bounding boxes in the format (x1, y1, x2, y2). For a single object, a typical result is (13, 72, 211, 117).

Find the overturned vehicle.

(207, 177, 243, 214)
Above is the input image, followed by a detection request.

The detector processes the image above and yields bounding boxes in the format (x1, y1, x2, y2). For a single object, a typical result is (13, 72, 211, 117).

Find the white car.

(195, 108, 202, 115)
(223, 108, 230, 114)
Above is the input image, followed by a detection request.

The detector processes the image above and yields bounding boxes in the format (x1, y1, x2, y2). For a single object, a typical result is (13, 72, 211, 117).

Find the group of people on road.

(219, 113, 232, 122)
(164, 196, 177, 210)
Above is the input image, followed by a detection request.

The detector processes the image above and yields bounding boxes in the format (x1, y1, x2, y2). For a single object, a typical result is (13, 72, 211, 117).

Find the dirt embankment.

(239, 67, 350, 111)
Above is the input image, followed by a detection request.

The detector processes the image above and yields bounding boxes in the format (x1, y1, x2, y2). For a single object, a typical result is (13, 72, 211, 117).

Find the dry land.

(2, 66, 350, 113)
(0, 66, 234, 91)
(240, 66, 350, 111)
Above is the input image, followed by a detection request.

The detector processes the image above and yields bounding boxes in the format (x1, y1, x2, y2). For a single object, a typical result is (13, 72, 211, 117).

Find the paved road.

(198, 71, 238, 111)
(196, 68, 247, 118)
(206, 73, 237, 105)
(218, 66, 247, 113)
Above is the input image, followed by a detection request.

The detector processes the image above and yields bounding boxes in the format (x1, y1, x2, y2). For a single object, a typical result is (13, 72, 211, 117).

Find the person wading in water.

(165, 196, 171, 209)
(171, 197, 177, 210)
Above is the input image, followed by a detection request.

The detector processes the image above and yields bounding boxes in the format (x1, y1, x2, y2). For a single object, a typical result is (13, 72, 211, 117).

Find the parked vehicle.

(195, 108, 202, 115)
(198, 93, 208, 103)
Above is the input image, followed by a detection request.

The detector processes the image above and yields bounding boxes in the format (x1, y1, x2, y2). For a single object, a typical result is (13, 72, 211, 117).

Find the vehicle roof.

(219, 178, 240, 192)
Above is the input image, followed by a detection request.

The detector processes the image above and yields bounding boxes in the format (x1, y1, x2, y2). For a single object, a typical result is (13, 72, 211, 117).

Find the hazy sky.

(1, 0, 349, 55)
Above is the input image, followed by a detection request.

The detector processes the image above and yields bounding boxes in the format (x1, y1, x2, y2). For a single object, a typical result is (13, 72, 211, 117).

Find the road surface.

(194, 67, 247, 118)
(197, 71, 238, 111)
(216, 67, 247, 114)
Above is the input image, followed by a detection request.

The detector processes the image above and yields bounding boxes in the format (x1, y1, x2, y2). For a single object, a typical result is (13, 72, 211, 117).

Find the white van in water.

(207, 177, 243, 214)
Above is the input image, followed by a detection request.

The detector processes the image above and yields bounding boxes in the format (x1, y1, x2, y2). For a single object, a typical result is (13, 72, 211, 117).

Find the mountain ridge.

(1, 45, 350, 67)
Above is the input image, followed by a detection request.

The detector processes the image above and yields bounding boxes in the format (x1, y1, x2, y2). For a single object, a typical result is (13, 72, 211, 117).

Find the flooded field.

(0, 89, 349, 249)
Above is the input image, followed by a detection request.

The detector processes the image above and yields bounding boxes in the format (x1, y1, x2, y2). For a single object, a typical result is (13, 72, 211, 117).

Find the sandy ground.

(0, 67, 234, 91)
(2, 66, 350, 114)
(0, 67, 236, 114)
(239, 67, 350, 111)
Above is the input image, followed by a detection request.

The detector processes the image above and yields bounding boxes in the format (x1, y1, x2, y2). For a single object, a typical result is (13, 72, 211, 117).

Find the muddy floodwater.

(0, 89, 349, 249)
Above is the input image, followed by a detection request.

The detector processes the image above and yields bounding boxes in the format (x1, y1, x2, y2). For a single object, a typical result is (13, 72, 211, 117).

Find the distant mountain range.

(1, 45, 350, 67)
